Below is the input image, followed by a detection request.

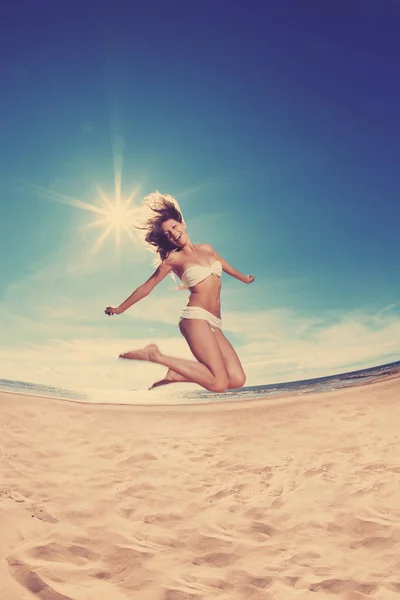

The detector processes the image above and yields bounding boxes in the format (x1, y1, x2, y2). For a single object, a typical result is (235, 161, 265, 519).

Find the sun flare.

(24, 180, 142, 256)
(84, 187, 140, 253)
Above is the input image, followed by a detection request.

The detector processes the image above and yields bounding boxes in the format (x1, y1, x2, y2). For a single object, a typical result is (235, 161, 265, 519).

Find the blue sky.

(1, 0, 399, 396)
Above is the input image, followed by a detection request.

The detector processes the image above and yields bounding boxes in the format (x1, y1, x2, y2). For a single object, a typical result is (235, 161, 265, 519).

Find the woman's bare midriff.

(186, 276, 222, 318)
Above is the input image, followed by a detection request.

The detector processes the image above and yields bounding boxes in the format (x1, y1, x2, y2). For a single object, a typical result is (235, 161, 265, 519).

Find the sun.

(24, 180, 142, 255)
(84, 186, 140, 253)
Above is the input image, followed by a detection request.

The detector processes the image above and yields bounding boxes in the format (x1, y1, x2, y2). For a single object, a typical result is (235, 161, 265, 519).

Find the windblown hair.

(135, 192, 184, 262)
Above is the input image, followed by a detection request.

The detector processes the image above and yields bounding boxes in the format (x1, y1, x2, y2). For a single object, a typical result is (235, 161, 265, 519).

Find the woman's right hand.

(105, 306, 121, 316)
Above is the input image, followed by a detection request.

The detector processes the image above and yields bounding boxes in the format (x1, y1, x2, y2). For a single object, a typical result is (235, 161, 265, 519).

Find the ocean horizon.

(1, 359, 399, 406)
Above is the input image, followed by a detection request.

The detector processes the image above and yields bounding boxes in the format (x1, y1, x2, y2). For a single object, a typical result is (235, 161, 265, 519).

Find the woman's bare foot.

(119, 343, 161, 362)
(149, 368, 188, 390)
(149, 379, 173, 390)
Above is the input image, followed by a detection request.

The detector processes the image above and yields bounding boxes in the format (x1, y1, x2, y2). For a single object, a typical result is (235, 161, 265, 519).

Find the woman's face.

(161, 219, 186, 247)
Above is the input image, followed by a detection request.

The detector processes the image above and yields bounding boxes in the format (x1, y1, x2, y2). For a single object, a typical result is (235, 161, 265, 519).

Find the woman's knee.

(208, 373, 229, 393)
(228, 372, 246, 389)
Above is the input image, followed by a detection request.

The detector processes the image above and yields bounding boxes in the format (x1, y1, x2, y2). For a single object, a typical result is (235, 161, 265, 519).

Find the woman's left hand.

(105, 306, 121, 316)
(246, 275, 255, 284)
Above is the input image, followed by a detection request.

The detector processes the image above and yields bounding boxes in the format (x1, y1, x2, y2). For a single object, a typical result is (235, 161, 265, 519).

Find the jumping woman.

(104, 193, 255, 393)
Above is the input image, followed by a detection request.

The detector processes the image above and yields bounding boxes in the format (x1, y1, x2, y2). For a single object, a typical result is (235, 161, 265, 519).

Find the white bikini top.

(180, 260, 222, 289)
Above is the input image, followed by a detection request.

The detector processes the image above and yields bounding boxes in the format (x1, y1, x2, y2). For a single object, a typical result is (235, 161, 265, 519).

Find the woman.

(105, 193, 255, 393)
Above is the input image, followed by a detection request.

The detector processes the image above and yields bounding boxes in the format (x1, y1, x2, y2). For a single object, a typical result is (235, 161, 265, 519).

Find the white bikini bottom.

(179, 306, 222, 332)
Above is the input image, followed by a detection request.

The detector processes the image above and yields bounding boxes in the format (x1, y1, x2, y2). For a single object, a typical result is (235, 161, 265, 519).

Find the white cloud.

(0, 335, 194, 393)
(1, 300, 399, 395)
(228, 307, 400, 384)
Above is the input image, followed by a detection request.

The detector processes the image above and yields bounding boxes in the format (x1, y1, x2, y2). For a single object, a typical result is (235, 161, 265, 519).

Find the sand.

(1, 377, 400, 600)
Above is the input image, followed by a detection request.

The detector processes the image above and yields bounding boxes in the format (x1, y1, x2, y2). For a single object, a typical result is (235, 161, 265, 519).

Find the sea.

(1, 360, 399, 406)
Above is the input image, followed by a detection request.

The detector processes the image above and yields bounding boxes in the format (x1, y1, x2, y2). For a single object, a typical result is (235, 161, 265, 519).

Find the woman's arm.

(105, 262, 173, 315)
(204, 244, 255, 284)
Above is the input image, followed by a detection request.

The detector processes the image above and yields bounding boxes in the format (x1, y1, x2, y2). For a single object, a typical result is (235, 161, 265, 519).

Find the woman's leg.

(149, 329, 246, 390)
(120, 319, 229, 393)
(214, 330, 247, 389)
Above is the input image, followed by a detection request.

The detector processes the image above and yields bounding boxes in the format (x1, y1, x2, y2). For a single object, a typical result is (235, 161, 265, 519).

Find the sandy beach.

(1, 377, 400, 600)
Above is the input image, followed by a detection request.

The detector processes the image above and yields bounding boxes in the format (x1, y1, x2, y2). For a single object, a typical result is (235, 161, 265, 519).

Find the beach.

(1, 376, 400, 600)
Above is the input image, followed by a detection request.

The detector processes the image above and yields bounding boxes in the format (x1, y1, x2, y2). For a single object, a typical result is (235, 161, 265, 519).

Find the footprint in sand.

(192, 551, 236, 567)
(121, 452, 158, 466)
(8, 556, 72, 600)
(208, 489, 235, 501)
(309, 578, 377, 594)
(8, 543, 131, 600)
(348, 517, 392, 538)
(245, 507, 267, 520)
(0, 487, 25, 502)
(246, 575, 273, 589)
(163, 590, 201, 600)
(30, 506, 58, 523)
(0, 488, 58, 523)
(303, 462, 334, 477)
(190, 533, 232, 555)
(350, 535, 396, 549)
(9, 490, 27, 503)
(143, 512, 183, 525)
(27, 542, 99, 565)
(250, 521, 277, 536)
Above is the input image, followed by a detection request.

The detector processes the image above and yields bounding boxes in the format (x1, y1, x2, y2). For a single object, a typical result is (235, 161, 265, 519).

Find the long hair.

(135, 191, 185, 262)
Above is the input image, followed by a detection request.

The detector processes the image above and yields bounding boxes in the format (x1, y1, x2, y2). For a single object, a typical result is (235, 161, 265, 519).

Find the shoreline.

(1, 367, 399, 411)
